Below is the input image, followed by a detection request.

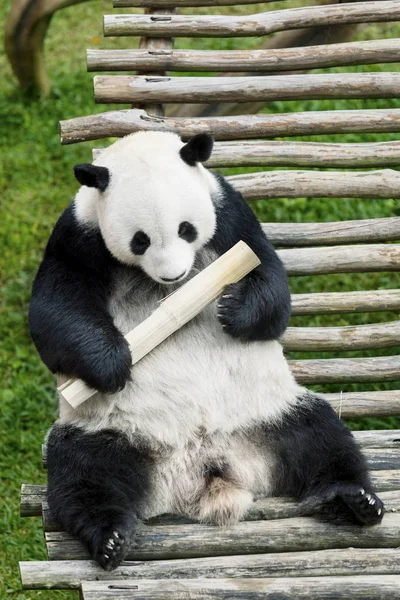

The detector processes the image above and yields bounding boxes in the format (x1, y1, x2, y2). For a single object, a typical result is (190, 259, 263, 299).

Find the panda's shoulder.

(45, 202, 114, 275)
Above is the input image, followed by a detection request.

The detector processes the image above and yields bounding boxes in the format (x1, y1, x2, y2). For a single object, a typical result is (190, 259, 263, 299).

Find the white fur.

(62, 132, 305, 524)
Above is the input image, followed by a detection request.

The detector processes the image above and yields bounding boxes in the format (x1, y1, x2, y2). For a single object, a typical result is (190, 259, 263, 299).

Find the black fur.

(266, 394, 384, 526)
(29, 204, 132, 393)
(46, 424, 153, 570)
(210, 175, 291, 341)
(180, 133, 214, 166)
(74, 164, 110, 191)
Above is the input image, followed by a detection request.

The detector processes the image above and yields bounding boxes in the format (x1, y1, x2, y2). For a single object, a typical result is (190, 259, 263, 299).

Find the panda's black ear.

(179, 133, 214, 166)
(74, 164, 110, 192)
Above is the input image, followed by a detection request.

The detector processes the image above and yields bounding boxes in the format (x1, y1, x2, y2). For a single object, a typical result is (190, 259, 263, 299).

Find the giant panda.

(29, 131, 384, 571)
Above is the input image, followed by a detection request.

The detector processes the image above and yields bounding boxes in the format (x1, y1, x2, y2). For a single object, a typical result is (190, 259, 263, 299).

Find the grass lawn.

(0, 1, 399, 597)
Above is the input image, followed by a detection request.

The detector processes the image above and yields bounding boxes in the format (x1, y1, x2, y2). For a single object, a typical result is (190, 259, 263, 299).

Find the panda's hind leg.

(46, 423, 152, 570)
(268, 393, 385, 526)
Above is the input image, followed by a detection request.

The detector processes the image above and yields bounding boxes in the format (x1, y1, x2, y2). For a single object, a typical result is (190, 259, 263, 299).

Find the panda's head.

(73, 132, 219, 285)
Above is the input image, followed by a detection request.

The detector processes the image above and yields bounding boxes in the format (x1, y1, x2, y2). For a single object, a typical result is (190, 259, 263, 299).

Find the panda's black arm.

(29, 206, 132, 393)
(210, 175, 291, 341)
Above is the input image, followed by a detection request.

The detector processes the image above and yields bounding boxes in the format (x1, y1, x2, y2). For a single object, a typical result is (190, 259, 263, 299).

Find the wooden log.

(291, 290, 400, 315)
(277, 244, 400, 276)
(59, 241, 260, 408)
(114, 0, 279, 5)
(88, 39, 400, 73)
(133, 7, 177, 117)
(92, 140, 400, 169)
(19, 549, 400, 590)
(80, 576, 400, 600)
(19, 473, 400, 521)
(45, 513, 400, 561)
(281, 321, 400, 352)
(326, 391, 400, 418)
(104, 1, 400, 38)
(59, 108, 400, 144)
(362, 449, 400, 471)
(370, 470, 400, 491)
(94, 73, 400, 105)
(227, 169, 400, 200)
(289, 356, 400, 385)
(263, 219, 400, 247)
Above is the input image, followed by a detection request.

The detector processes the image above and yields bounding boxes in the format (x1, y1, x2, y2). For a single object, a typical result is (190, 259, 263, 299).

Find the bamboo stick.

(45, 514, 400, 561)
(94, 73, 400, 105)
(59, 108, 400, 144)
(104, 1, 400, 38)
(88, 39, 400, 73)
(18, 549, 400, 590)
(93, 140, 400, 169)
(81, 576, 400, 599)
(58, 242, 260, 409)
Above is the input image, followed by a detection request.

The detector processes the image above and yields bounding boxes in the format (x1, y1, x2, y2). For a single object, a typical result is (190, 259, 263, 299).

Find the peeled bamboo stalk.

(104, 1, 400, 38)
(94, 73, 400, 105)
(59, 108, 400, 144)
(88, 39, 400, 73)
(58, 241, 260, 409)
(18, 549, 400, 590)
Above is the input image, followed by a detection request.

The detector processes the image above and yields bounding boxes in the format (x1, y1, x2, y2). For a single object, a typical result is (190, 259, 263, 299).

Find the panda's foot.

(340, 486, 384, 525)
(301, 483, 384, 526)
(92, 528, 130, 571)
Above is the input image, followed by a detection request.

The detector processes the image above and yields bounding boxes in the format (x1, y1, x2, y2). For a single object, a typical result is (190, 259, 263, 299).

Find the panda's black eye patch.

(130, 231, 150, 255)
(178, 221, 197, 243)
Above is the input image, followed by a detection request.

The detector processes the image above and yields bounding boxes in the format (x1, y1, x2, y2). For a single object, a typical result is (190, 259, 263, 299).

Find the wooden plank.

(289, 356, 400, 384)
(114, 0, 279, 6)
(19, 477, 400, 522)
(81, 576, 400, 599)
(326, 391, 400, 418)
(45, 514, 400, 561)
(278, 244, 400, 275)
(228, 169, 400, 200)
(18, 548, 400, 590)
(263, 219, 400, 247)
(282, 321, 400, 352)
(291, 290, 400, 314)
(87, 39, 400, 73)
(92, 140, 400, 169)
(370, 470, 400, 491)
(59, 108, 400, 144)
(94, 73, 400, 105)
(104, 2, 400, 38)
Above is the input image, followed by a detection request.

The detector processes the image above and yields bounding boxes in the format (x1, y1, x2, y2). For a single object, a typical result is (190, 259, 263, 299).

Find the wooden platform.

(19, 0, 400, 597)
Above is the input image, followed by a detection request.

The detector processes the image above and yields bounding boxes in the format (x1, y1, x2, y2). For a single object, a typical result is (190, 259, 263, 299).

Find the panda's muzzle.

(161, 271, 187, 283)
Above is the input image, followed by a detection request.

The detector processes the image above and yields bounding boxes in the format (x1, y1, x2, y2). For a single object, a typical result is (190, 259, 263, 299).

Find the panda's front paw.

(217, 281, 255, 340)
(79, 338, 132, 394)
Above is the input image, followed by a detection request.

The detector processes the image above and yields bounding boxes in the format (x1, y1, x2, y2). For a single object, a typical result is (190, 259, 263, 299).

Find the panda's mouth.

(160, 270, 187, 283)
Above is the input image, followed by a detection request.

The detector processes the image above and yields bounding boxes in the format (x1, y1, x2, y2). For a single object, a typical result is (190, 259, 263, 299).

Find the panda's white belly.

(59, 265, 302, 448)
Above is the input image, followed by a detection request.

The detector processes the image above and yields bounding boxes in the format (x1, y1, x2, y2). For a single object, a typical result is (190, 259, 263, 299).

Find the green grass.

(0, 0, 399, 597)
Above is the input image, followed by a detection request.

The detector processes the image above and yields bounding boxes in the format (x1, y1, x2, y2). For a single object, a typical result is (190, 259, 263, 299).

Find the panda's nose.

(161, 271, 186, 283)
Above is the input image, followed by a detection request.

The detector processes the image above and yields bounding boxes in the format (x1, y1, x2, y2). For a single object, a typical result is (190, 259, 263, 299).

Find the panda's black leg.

(267, 393, 385, 526)
(46, 423, 152, 571)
